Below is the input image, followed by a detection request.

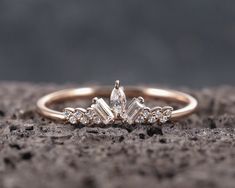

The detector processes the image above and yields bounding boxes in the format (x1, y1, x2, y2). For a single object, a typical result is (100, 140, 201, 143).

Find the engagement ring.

(37, 81, 198, 126)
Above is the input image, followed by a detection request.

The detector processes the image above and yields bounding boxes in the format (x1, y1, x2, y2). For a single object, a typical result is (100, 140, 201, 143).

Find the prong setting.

(63, 81, 173, 125)
(114, 80, 120, 89)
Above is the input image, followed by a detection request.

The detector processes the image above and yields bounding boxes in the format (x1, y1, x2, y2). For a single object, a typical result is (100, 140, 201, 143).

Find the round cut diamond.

(63, 110, 71, 118)
(148, 114, 157, 124)
(164, 109, 172, 117)
(86, 109, 95, 120)
(80, 115, 89, 125)
(135, 115, 145, 124)
(160, 116, 168, 123)
(143, 109, 150, 118)
(69, 115, 77, 124)
(74, 111, 83, 119)
(93, 116, 101, 124)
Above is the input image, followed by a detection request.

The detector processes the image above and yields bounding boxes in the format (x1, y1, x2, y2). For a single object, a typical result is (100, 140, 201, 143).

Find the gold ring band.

(37, 81, 198, 125)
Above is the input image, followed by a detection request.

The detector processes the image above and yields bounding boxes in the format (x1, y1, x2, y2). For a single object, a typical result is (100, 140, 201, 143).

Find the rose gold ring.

(37, 80, 198, 125)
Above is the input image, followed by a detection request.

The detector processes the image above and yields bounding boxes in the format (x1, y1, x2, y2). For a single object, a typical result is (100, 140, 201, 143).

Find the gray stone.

(0, 82, 235, 188)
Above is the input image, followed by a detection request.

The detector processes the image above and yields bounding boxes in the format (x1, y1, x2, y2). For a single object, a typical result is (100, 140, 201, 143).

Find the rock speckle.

(0, 82, 234, 188)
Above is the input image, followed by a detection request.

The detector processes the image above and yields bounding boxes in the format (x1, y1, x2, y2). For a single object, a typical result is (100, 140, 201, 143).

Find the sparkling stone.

(93, 116, 101, 124)
(63, 110, 71, 118)
(69, 115, 77, 124)
(80, 115, 89, 125)
(153, 107, 173, 124)
(142, 109, 150, 118)
(92, 98, 114, 124)
(155, 110, 162, 119)
(74, 111, 83, 119)
(164, 109, 172, 117)
(135, 115, 145, 124)
(110, 85, 127, 117)
(148, 114, 157, 124)
(86, 109, 96, 120)
(126, 98, 145, 124)
(160, 116, 168, 123)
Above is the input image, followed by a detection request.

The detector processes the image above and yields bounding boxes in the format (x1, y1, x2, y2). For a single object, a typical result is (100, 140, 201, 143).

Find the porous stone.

(0, 82, 235, 188)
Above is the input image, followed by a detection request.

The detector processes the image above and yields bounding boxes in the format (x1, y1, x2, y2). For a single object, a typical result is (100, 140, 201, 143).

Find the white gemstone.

(63, 110, 71, 118)
(69, 115, 77, 124)
(74, 111, 83, 119)
(93, 116, 101, 124)
(155, 110, 162, 118)
(135, 115, 145, 124)
(92, 98, 114, 124)
(86, 109, 95, 120)
(160, 116, 168, 123)
(110, 86, 126, 117)
(148, 114, 157, 123)
(80, 115, 89, 125)
(143, 109, 150, 118)
(164, 109, 172, 117)
(126, 98, 145, 124)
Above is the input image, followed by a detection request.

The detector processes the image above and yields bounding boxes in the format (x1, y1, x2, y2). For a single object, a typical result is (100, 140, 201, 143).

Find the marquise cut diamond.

(110, 80, 127, 118)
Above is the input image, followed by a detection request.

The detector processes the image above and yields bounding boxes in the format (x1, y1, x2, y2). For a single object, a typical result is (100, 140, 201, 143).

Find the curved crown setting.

(63, 80, 173, 125)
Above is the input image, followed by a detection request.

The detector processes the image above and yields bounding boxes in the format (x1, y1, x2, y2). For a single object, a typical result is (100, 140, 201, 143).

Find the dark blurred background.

(0, 0, 234, 87)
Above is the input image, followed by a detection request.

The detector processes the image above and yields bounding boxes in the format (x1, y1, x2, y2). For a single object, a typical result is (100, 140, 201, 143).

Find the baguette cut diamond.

(92, 98, 114, 124)
(126, 98, 145, 124)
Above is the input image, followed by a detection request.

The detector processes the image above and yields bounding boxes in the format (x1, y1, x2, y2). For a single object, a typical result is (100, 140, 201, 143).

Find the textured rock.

(0, 82, 235, 188)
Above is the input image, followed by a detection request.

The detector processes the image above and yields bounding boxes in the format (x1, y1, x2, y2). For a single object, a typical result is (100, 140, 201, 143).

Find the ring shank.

(37, 86, 198, 121)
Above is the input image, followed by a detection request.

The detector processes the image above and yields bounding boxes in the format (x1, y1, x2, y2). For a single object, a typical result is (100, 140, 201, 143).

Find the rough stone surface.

(0, 82, 235, 188)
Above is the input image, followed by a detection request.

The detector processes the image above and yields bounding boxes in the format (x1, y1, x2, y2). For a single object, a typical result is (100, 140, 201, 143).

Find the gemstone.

(164, 109, 172, 117)
(135, 115, 145, 124)
(69, 115, 77, 124)
(63, 109, 72, 118)
(80, 115, 89, 125)
(110, 82, 127, 117)
(160, 116, 168, 123)
(155, 110, 162, 119)
(152, 106, 173, 123)
(92, 98, 114, 124)
(148, 114, 157, 123)
(142, 109, 150, 118)
(126, 98, 145, 124)
(93, 116, 101, 124)
(74, 111, 83, 119)
(86, 109, 96, 120)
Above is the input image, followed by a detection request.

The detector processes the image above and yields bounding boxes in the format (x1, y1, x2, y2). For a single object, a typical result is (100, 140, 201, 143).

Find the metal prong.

(63, 107, 75, 113)
(162, 106, 173, 111)
(92, 97, 98, 104)
(75, 107, 87, 113)
(115, 80, 120, 89)
(138, 96, 144, 104)
(151, 106, 162, 112)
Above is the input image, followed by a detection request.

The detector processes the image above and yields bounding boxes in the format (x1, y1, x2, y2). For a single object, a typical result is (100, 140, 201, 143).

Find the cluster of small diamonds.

(135, 106, 173, 124)
(63, 108, 102, 125)
(63, 105, 173, 125)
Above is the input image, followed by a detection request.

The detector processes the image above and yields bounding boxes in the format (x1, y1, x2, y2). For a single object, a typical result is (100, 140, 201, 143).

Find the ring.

(37, 80, 198, 126)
